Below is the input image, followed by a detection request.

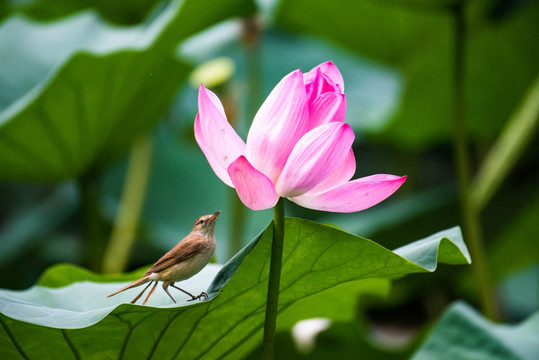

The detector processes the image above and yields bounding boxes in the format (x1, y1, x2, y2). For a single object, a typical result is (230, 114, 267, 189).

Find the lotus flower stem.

(451, 2, 498, 320)
(261, 197, 285, 360)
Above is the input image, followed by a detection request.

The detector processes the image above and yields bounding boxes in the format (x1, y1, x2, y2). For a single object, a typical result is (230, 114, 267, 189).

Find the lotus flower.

(195, 61, 406, 211)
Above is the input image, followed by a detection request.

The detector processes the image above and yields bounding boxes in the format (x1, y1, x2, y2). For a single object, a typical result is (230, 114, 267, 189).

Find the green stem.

(471, 75, 539, 211)
(243, 18, 263, 131)
(228, 189, 248, 259)
(261, 198, 285, 360)
(452, 2, 498, 320)
(102, 134, 154, 273)
(226, 17, 263, 259)
(79, 174, 107, 272)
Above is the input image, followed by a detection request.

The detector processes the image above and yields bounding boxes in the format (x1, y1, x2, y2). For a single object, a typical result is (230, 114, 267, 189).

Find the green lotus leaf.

(0, 220, 469, 359)
(0, 0, 255, 181)
(412, 301, 539, 360)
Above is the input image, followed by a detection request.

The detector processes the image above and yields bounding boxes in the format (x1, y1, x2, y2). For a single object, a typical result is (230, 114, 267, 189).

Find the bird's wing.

(144, 238, 204, 275)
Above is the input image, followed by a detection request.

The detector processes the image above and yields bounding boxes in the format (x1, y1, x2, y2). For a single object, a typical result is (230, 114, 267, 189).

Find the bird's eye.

(198, 219, 205, 225)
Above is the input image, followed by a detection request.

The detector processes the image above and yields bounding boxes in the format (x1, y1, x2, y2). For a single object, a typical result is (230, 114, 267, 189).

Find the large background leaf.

(0, 0, 255, 181)
(412, 301, 539, 360)
(0, 220, 469, 359)
(0, 0, 160, 25)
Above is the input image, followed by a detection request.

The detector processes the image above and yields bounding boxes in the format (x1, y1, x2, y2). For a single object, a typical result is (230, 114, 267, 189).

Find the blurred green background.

(0, 0, 537, 357)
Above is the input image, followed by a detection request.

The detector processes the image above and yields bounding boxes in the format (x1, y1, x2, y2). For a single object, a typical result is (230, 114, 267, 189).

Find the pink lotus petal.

(202, 83, 227, 118)
(306, 149, 356, 194)
(227, 156, 279, 210)
(245, 70, 309, 182)
(308, 92, 346, 130)
(275, 123, 355, 197)
(195, 85, 245, 187)
(304, 61, 345, 93)
(305, 68, 338, 105)
(290, 175, 407, 213)
(316, 61, 345, 92)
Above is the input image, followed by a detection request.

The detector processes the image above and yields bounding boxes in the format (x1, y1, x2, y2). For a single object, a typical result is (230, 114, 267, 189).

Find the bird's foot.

(187, 292, 208, 302)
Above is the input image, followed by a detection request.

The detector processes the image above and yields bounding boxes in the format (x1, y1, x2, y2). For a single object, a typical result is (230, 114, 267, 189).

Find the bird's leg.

(142, 281, 159, 305)
(162, 281, 177, 304)
(170, 283, 197, 301)
(130, 281, 154, 304)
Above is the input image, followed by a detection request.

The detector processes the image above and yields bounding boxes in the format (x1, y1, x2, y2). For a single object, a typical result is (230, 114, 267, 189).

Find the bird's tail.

(106, 275, 151, 298)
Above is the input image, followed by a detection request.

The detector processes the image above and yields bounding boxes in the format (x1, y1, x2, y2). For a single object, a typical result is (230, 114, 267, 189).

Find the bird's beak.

(209, 211, 221, 222)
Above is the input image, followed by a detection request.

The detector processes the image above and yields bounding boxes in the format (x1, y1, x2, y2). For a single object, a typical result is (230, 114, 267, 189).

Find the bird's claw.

(187, 292, 208, 302)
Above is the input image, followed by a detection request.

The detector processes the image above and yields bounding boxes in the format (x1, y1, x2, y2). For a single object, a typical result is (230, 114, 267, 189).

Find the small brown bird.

(106, 211, 220, 305)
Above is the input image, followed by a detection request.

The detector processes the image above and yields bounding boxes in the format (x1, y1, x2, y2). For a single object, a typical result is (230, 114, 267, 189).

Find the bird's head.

(192, 211, 220, 235)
